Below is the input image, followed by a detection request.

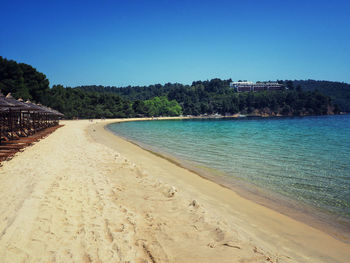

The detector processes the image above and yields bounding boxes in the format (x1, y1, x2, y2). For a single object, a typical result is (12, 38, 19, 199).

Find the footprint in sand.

(189, 199, 199, 208)
(165, 186, 177, 198)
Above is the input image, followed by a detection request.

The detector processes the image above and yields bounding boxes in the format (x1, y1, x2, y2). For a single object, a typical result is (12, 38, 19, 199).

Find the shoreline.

(105, 118, 350, 243)
(88, 118, 350, 261)
(0, 118, 349, 262)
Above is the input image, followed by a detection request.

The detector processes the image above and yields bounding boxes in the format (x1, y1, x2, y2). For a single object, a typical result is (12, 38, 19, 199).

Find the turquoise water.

(108, 115, 350, 230)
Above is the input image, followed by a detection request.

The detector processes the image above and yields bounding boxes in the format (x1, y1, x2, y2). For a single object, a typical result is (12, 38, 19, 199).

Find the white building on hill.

(230, 81, 285, 92)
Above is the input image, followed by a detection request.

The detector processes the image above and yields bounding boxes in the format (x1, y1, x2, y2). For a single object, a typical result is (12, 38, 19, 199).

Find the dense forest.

(77, 79, 350, 113)
(0, 57, 181, 118)
(0, 56, 50, 103)
(291, 80, 350, 112)
(76, 79, 339, 116)
(42, 85, 182, 119)
(1, 56, 348, 119)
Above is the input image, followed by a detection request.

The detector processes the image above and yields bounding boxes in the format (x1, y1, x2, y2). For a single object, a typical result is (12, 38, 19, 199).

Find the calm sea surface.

(108, 115, 350, 231)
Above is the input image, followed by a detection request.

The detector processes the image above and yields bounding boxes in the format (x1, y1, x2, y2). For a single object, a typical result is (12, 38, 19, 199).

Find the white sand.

(0, 119, 349, 263)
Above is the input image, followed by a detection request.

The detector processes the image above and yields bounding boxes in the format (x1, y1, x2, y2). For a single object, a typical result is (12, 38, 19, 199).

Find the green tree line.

(77, 79, 338, 116)
(0, 56, 49, 102)
(291, 80, 350, 112)
(0, 57, 182, 118)
(1, 56, 345, 118)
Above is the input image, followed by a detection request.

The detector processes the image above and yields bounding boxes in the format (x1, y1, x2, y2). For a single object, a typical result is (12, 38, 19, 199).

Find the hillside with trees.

(0, 56, 346, 118)
(0, 57, 182, 118)
(76, 79, 338, 116)
(291, 80, 350, 112)
(0, 56, 50, 102)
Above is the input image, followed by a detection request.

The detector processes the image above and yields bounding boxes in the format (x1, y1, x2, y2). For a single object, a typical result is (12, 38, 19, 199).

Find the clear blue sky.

(1, 0, 349, 87)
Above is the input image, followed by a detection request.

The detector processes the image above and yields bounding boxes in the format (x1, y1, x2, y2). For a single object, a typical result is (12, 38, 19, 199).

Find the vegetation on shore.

(1, 56, 348, 119)
(291, 80, 350, 112)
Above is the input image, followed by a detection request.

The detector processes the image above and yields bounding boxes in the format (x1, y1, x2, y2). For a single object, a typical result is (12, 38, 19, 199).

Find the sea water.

(108, 115, 350, 235)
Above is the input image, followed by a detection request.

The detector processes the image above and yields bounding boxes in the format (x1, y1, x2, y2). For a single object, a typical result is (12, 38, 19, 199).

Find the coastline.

(0, 119, 349, 262)
(90, 118, 350, 261)
(106, 119, 350, 244)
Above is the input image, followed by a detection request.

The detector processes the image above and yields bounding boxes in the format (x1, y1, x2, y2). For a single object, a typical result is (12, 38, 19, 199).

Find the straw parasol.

(0, 91, 63, 116)
(4, 93, 38, 112)
(0, 92, 19, 110)
(25, 100, 63, 116)
(24, 99, 48, 113)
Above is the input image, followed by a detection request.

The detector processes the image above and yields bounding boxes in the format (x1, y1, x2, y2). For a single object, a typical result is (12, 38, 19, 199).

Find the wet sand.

(0, 119, 349, 262)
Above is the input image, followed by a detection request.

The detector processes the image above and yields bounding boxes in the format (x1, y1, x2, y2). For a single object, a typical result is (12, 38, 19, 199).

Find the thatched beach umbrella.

(17, 98, 38, 111)
(25, 100, 48, 113)
(3, 93, 38, 138)
(37, 103, 54, 114)
(37, 104, 64, 117)
(0, 93, 20, 140)
(5, 93, 30, 109)
(25, 101, 63, 129)
(0, 92, 19, 109)
(0, 92, 14, 143)
(0, 91, 63, 147)
(50, 108, 64, 117)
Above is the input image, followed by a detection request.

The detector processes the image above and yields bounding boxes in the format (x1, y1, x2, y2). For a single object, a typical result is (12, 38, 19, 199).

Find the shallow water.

(109, 115, 350, 230)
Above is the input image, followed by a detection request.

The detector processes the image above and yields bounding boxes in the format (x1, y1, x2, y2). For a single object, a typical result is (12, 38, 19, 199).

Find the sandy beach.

(0, 119, 349, 263)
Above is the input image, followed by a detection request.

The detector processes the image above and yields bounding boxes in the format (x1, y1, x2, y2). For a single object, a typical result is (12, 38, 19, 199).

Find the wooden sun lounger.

(2, 138, 36, 144)
(6, 138, 38, 142)
(0, 152, 15, 156)
(0, 152, 16, 161)
(0, 148, 19, 152)
(0, 145, 25, 150)
(0, 124, 64, 163)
